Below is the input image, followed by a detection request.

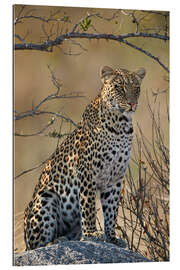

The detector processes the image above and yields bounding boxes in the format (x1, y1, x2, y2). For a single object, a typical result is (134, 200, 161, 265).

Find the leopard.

(24, 65, 146, 250)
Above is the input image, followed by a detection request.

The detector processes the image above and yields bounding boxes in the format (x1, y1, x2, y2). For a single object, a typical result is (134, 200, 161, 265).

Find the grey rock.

(14, 241, 151, 266)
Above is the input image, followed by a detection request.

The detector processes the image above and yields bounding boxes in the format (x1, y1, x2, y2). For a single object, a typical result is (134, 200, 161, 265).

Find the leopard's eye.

(122, 87, 127, 93)
(114, 83, 120, 89)
(136, 87, 140, 95)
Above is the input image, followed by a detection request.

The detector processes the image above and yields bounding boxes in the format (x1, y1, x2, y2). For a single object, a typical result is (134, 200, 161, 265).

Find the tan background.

(14, 5, 169, 252)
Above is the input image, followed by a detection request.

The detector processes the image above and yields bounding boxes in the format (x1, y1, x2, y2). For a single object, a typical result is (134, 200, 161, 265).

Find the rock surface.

(14, 241, 151, 266)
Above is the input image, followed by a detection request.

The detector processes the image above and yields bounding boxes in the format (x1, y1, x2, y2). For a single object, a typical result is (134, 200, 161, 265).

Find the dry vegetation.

(14, 5, 169, 261)
(117, 92, 169, 261)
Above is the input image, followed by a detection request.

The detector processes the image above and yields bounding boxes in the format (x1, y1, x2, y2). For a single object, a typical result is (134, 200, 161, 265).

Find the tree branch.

(14, 121, 54, 137)
(15, 158, 50, 180)
(14, 80, 84, 128)
(121, 39, 169, 73)
(15, 31, 169, 72)
(14, 32, 169, 50)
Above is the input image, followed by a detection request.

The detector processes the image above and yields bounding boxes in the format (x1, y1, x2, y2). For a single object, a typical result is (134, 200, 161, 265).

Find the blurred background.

(14, 4, 169, 253)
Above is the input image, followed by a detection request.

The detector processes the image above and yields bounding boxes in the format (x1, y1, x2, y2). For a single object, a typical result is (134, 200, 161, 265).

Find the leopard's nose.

(128, 103, 137, 112)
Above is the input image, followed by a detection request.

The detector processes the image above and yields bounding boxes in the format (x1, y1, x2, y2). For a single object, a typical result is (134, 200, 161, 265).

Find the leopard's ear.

(100, 66, 115, 84)
(136, 67, 146, 81)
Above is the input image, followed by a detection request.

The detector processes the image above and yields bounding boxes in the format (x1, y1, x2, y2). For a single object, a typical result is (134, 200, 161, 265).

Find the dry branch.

(14, 7, 169, 72)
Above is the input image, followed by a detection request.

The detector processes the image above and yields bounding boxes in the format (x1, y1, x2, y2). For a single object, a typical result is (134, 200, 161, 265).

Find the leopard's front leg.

(100, 180, 127, 248)
(78, 167, 104, 241)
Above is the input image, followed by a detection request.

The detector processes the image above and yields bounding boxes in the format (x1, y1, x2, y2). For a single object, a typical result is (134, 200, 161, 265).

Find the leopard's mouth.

(128, 103, 137, 112)
(117, 103, 137, 113)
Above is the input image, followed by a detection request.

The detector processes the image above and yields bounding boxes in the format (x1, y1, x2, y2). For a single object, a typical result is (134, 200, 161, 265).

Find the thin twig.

(14, 110, 79, 127)
(14, 122, 53, 137)
(121, 39, 169, 73)
(14, 14, 71, 25)
(15, 157, 49, 179)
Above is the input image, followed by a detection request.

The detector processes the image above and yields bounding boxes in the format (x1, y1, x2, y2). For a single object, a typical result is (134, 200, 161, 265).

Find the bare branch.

(14, 83, 84, 128)
(14, 32, 169, 49)
(15, 157, 50, 180)
(14, 121, 54, 137)
(14, 13, 71, 25)
(15, 34, 26, 44)
(95, 10, 120, 21)
(121, 39, 169, 73)
(14, 67, 84, 137)
(14, 7, 169, 73)
(14, 32, 169, 72)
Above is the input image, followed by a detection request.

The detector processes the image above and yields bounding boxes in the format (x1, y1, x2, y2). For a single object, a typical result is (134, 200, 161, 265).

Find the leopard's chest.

(93, 128, 133, 190)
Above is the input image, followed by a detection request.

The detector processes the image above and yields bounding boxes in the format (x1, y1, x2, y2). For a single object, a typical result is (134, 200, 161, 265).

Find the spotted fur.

(24, 66, 146, 250)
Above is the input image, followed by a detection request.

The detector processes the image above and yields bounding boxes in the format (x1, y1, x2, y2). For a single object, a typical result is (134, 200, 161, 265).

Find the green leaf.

(79, 18, 92, 32)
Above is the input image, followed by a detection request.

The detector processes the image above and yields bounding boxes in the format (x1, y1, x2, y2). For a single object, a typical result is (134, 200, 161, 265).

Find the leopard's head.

(100, 66, 146, 114)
